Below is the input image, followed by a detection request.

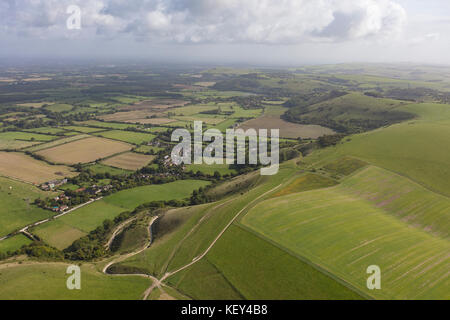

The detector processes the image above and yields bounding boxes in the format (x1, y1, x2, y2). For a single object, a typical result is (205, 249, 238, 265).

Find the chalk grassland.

(238, 116, 335, 139)
(271, 174, 338, 198)
(0, 176, 56, 238)
(23, 134, 91, 152)
(0, 152, 76, 184)
(35, 137, 133, 164)
(168, 225, 362, 300)
(305, 103, 450, 197)
(0, 234, 32, 254)
(110, 218, 151, 254)
(340, 166, 450, 238)
(113, 163, 362, 299)
(34, 180, 210, 249)
(0, 131, 58, 150)
(109, 205, 213, 276)
(322, 157, 368, 177)
(242, 167, 450, 300)
(101, 152, 155, 171)
(0, 264, 150, 300)
(93, 130, 156, 145)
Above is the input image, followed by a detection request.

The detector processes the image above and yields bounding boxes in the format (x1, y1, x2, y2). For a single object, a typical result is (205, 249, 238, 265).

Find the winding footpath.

(139, 184, 283, 300)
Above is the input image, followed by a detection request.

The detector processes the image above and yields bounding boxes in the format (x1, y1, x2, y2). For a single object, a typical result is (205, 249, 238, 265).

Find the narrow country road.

(0, 197, 103, 242)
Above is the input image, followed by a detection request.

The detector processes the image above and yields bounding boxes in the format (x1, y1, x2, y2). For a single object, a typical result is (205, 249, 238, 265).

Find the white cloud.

(0, 0, 407, 43)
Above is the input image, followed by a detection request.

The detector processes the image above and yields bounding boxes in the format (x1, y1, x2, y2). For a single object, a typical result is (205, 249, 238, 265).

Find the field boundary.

(234, 223, 372, 300)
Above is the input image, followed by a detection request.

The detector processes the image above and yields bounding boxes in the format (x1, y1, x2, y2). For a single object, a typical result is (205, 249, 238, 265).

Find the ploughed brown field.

(101, 152, 156, 170)
(0, 152, 76, 184)
(35, 137, 133, 165)
(238, 116, 335, 139)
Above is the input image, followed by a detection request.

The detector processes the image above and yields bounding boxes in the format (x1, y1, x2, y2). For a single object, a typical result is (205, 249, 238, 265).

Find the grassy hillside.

(114, 161, 364, 299)
(284, 92, 413, 133)
(306, 103, 450, 196)
(242, 167, 450, 300)
(0, 263, 150, 300)
(167, 225, 363, 300)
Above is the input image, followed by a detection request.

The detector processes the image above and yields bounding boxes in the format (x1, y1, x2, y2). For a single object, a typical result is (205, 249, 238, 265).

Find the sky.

(1, 0, 450, 65)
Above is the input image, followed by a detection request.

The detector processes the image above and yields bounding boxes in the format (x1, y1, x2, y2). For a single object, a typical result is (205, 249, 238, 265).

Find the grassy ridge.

(242, 167, 450, 300)
(306, 104, 450, 196)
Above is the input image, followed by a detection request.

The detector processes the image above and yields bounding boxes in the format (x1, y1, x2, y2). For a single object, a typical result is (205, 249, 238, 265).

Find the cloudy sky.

(1, 0, 450, 65)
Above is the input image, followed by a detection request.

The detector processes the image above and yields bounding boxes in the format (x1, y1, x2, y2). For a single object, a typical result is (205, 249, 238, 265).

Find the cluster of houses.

(47, 184, 113, 212)
(162, 156, 186, 170)
(40, 179, 68, 191)
(51, 193, 71, 212)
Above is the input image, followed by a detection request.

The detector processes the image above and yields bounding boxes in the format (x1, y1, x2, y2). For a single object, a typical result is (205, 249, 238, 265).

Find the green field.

(242, 167, 450, 300)
(62, 126, 105, 133)
(134, 145, 165, 154)
(34, 180, 210, 249)
(0, 177, 55, 237)
(0, 263, 150, 300)
(44, 103, 73, 113)
(0, 234, 32, 254)
(85, 163, 132, 176)
(168, 225, 363, 300)
(78, 120, 139, 130)
(103, 180, 210, 210)
(23, 134, 90, 152)
(0, 131, 57, 150)
(24, 127, 71, 135)
(93, 130, 156, 145)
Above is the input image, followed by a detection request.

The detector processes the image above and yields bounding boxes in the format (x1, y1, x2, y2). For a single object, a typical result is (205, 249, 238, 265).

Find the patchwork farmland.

(0, 152, 76, 184)
(35, 137, 133, 164)
(1, 63, 449, 302)
(102, 152, 155, 171)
